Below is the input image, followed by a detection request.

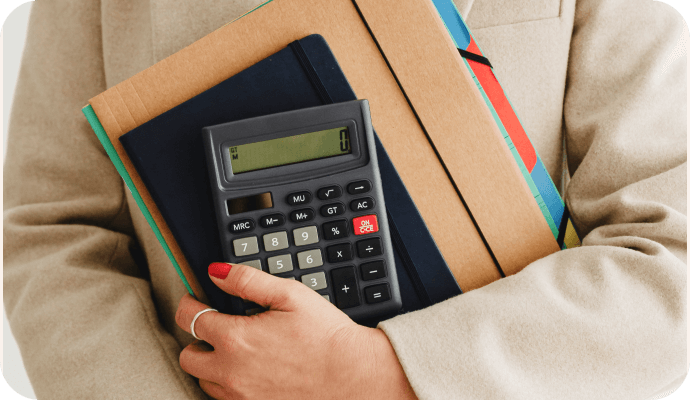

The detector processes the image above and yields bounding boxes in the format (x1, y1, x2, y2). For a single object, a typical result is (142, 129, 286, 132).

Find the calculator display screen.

(229, 126, 352, 174)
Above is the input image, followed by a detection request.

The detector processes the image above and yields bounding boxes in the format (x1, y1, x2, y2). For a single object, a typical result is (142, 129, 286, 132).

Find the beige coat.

(4, 0, 686, 399)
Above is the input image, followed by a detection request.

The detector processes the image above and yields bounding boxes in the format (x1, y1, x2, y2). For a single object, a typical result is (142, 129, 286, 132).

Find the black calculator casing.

(202, 100, 402, 322)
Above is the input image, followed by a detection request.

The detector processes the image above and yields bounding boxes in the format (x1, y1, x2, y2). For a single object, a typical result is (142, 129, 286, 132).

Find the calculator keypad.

(226, 179, 393, 317)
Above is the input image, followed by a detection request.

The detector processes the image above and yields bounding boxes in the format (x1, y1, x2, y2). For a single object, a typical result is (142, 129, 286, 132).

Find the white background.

(0, 1, 36, 399)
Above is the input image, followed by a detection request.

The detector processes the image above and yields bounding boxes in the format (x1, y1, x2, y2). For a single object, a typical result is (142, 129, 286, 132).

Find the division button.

(323, 220, 349, 240)
(320, 203, 345, 217)
(263, 231, 289, 252)
(229, 219, 255, 234)
(301, 272, 328, 291)
(356, 237, 383, 258)
(259, 213, 285, 228)
(286, 191, 312, 206)
(297, 249, 324, 269)
(326, 243, 353, 263)
(267, 254, 293, 274)
(347, 180, 372, 195)
(350, 197, 375, 212)
(233, 236, 259, 257)
(360, 260, 386, 281)
(290, 208, 315, 223)
(293, 226, 319, 246)
(317, 185, 342, 200)
(331, 267, 361, 309)
(364, 284, 391, 304)
(352, 214, 379, 236)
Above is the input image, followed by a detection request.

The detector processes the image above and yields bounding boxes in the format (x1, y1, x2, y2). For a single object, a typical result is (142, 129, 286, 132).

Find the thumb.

(208, 262, 312, 311)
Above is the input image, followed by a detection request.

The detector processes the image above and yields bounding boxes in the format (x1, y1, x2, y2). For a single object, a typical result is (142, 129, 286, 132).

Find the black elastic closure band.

(556, 205, 571, 248)
(290, 40, 334, 104)
(458, 48, 493, 68)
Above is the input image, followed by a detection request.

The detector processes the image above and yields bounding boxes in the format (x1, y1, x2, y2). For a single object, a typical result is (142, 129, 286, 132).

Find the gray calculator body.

(202, 100, 401, 322)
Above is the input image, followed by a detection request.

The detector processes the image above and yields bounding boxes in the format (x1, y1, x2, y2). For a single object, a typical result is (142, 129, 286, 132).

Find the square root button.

(353, 214, 379, 236)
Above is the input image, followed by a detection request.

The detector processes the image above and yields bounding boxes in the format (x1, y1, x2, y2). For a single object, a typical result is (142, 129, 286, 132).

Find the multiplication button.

(323, 220, 348, 240)
(331, 267, 360, 309)
(327, 243, 353, 263)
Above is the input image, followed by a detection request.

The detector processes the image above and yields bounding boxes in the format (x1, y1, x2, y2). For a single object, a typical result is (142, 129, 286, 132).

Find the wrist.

(366, 327, 418, 400)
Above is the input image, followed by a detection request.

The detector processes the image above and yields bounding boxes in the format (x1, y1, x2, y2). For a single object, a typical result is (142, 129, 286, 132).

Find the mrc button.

(287, 191, 312, 206)
(229, 219, 254, 234)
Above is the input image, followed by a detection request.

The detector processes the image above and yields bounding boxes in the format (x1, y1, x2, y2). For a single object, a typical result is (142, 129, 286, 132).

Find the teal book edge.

(82, 105, 195, 296)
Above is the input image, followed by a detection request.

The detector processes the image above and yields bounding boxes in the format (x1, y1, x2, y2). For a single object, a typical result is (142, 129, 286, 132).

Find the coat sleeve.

(378, 0, 687, 399)
(2, 1, 207, 398)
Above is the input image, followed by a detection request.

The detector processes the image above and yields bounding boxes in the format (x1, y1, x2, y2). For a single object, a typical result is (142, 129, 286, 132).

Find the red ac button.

(353, 214, 379, 236)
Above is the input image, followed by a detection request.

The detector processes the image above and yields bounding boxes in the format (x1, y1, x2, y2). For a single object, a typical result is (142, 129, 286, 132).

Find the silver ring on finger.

(190, 308, 218, 341)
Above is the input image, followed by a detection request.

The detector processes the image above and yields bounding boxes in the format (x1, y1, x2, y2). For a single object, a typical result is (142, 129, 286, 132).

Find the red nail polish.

(209, 262, 232, 279)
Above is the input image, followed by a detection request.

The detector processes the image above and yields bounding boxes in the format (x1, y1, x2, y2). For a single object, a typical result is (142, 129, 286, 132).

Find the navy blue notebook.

(120, 35, 461, 323)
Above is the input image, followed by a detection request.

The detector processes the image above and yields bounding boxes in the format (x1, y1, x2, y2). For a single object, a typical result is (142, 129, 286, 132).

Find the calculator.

(202, 100, 402, 322)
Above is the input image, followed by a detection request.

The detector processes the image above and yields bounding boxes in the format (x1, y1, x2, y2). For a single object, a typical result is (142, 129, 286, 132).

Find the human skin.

(175, 262, 418, 399)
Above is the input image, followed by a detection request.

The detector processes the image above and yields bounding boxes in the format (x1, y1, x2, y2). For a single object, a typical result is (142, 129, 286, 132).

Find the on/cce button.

(352, 214, 379, 236)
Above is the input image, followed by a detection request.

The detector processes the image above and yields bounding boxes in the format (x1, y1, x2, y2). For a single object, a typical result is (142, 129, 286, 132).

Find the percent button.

(323, 220, 348, 241)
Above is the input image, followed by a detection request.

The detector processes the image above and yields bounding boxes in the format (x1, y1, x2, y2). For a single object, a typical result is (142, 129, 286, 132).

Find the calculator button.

(360, 260, 386, 280)
(233, 236, 259, 257)
(320, 203, 345, 217)
(297, 249, 324, 269)
(301, 272, 327, 291)
(317, 185, 342, 200)
(364, 284, 391, 304)
(350, 197, 375, 212)
(267, 254, 293, 274)
(323, 220, 349, 240)
(290, 208, 315, 223)
(259, 213, 285, 228)
(293, 226, 319, 246)
(229, 219, 255, 234)
(263, 231, 289, 252)
(245, 308, 263, 316)
(331, 267, 361, 309)
(287, 191, 312, 206)
(356, 237, 383, 258)
(322, 294, 331, 302)
(327, 243, 353, 263)
(352, 214, 379, 236)
(347, 180, 371, 195)
(241, 259, 263, 271)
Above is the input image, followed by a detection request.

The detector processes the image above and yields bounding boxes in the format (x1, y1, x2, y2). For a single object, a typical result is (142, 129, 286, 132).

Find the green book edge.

(82, 105, 195, 296)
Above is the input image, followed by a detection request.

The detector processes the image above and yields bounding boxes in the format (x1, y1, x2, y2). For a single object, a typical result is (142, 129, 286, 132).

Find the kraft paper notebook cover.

(118, 35, 460, 317)
(85, 0, 561, 296)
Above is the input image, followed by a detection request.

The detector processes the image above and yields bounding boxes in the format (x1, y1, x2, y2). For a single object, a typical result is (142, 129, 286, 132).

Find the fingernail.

(209, 262, 232, 279)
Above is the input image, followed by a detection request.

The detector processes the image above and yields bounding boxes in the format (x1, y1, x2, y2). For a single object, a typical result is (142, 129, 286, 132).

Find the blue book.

(118, 35, 461, 323)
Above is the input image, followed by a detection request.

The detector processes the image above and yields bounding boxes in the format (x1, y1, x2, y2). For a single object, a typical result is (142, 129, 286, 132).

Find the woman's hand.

(175, 262, 417, 400)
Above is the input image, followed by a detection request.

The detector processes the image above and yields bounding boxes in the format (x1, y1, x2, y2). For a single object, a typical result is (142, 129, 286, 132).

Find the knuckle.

(233, 267, 258, 300)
